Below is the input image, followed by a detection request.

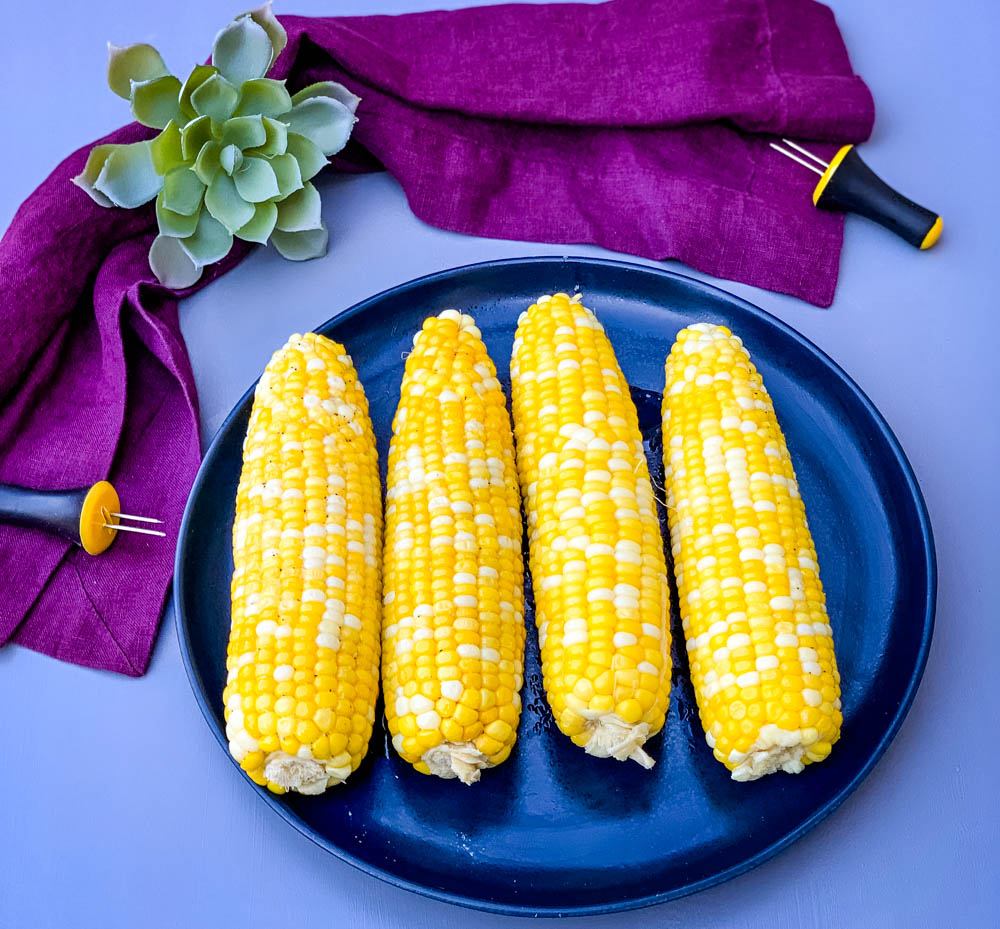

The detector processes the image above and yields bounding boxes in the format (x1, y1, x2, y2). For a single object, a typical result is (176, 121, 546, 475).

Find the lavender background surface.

(0, 1, 996, 926)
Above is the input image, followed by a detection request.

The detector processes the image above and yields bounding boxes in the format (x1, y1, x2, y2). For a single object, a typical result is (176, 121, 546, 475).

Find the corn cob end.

(579, 716, 656, 768)
(261, 754, 331, 795)
(726, 725, 820, 782)
(419, 742, 491, 785)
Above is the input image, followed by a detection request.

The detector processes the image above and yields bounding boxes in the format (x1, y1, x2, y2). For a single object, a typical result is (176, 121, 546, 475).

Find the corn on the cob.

(662, 323, 842, 781)
(225, 332, 382, 795)
(510, 293, 671, 767)
(382, 310, 525, 784)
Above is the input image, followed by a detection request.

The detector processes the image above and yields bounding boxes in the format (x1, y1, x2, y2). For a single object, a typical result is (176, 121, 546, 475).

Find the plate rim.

(174, 256, 936, 917)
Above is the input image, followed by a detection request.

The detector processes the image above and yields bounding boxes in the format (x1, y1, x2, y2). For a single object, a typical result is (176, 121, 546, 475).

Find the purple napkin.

(0, 0, 873, 675)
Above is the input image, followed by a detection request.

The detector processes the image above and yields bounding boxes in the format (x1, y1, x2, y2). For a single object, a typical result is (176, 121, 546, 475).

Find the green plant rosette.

(73, 2, 360, 287)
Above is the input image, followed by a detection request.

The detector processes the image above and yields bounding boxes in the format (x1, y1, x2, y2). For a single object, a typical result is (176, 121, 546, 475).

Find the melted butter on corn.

(225, 333, 382, 795)
(662, 324, 842, 780)
(510, 293, 672, 767)
(382, 310, 525, 784)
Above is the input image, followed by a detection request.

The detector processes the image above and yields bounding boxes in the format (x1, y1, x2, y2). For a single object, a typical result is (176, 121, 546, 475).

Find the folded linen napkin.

(0, 0, 872, 674)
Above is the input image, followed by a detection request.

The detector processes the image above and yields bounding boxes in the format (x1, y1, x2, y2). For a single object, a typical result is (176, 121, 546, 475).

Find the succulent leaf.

(235, 78, 292, 118)
(270, 222, 328, 261)
(220, 144, 243, 176)
(283, 96, 356, 156)
(191, 73, 239, 121)
(235, 200, 278, 243)
(179, 65, 218, 119)
(269, 152, 303, 198)
(234, 156, 279, 203)
(291, 81, 361, 115)
(180, 210, 233, 266)
(72, 145, 119, 206)
(162, 166, 205, 215)
(107, 43, 169, 100)
(245, 2, 287, 71)
(155, 190, 201, 238)
(149, 234, 203, 288)
(205, 172, 256, 232)
(248, 117, 288, 157)
(222, 114, 267, 150)
(93, 140, 163, 208)
(213, 15, 273, 87)
(150, 121, 185, 175)
(274, 181, 322, 232)
(131, 75, 184, 129)
(180, 115, 215, 161)
(285, 132, 327, 182)
(194, 140, 224, 185)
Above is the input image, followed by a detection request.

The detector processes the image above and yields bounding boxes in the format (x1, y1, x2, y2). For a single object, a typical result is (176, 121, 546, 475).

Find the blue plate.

(175, 258, 935, 916)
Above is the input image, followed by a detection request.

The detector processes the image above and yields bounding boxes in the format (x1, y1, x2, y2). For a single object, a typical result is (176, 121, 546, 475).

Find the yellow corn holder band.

(811, 145, 854, 206)
(920, 216, 943, 250)
(79, 480, 120, 554)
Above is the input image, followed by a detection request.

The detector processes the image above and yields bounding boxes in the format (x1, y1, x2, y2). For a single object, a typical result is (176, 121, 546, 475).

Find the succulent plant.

(73, 3, 359, 287)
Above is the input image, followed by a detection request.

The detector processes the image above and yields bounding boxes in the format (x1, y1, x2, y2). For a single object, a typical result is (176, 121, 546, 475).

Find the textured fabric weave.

(0, 0, 872, 675)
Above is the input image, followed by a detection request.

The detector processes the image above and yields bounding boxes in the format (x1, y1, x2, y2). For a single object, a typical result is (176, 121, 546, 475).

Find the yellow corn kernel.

(382, 311, 525, 785)
(510, 294, 672, 768)
(662, 324, 842, 781)
(223, 333, 382, 795)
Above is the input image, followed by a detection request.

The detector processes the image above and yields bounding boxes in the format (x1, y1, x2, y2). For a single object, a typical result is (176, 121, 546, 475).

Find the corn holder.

(771, 138, 942, 250)
(0, 480, 164, 554)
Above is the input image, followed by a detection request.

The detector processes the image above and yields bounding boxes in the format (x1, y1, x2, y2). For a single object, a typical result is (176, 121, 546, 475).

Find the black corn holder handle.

(0, 483, 93, 543)
(0, 480, 139, 554)
(814, 146, 942, 249)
